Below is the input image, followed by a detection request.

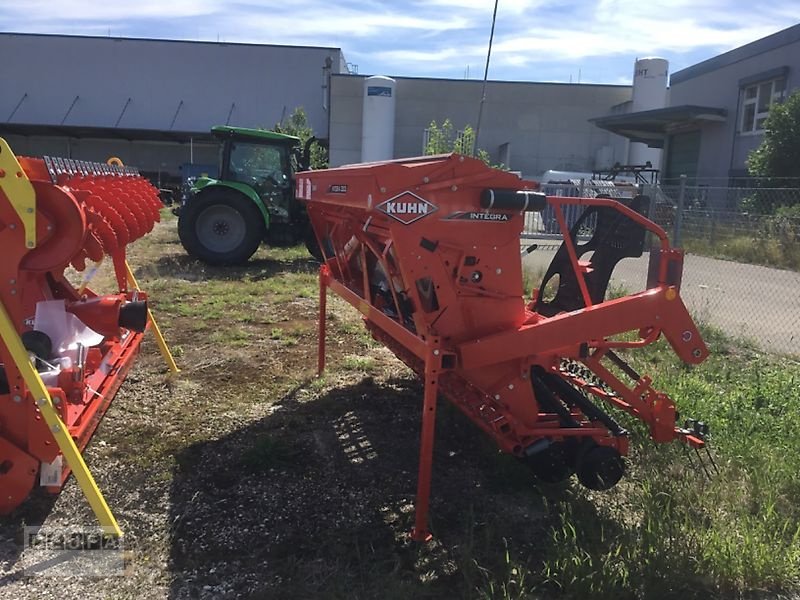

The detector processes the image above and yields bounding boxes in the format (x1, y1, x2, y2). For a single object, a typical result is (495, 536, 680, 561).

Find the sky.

(1, 0, 798, 84)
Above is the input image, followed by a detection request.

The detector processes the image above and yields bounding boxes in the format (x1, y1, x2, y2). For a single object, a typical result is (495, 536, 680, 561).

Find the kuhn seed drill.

(298, 154, 710, 541)
(0, 138, 173, 529)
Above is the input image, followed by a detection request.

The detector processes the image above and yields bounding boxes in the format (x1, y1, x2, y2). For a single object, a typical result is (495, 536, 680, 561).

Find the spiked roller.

(0, 139, 161, 515)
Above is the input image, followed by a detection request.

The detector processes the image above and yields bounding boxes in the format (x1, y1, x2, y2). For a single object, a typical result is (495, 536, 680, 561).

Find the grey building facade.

(330, 74, 632, 176)
(0, 33, 346, 180)
(593, 23, 800, 183)
(7, 25, 797, 187)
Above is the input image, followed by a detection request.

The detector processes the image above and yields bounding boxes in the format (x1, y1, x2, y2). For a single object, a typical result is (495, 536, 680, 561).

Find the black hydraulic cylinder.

(531, 370, 580, 429)
(480, 189, 547, 212)
(540, 372, 628, 437)
(119, 300, 148, 333)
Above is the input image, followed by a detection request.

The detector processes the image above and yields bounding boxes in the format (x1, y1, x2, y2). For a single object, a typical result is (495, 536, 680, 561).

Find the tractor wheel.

(178, 189, 265, 265)
(304, 223, 323, 262)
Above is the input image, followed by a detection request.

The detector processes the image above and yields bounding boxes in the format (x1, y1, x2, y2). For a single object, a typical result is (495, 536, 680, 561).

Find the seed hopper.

(298, 154, 709, 541)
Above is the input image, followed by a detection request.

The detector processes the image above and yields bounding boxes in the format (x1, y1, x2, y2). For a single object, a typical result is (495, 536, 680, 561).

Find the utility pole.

(473, 0, 499, 156)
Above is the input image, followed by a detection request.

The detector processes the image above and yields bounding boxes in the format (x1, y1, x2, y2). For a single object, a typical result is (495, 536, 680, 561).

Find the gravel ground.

(0, 218, 557, 599)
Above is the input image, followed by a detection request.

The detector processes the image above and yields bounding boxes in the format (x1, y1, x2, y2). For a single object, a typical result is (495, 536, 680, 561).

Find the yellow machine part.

(0, 137, 37, 249)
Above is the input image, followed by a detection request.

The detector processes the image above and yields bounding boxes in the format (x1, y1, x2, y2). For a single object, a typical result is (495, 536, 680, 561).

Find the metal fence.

(522, 180, 800, 357)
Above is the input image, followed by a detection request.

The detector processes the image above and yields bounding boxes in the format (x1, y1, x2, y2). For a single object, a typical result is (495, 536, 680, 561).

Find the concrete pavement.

(522, 242, 799, 356)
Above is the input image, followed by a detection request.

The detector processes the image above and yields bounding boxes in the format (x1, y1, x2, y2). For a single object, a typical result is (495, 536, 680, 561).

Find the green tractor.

(178, 125, 320, 265)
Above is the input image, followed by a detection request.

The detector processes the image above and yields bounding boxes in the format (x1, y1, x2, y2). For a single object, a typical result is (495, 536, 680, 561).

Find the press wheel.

(19, 181, 86, 272)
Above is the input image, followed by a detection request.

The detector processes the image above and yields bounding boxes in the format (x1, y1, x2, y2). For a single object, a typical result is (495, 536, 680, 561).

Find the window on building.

(740, 77, 786, 134)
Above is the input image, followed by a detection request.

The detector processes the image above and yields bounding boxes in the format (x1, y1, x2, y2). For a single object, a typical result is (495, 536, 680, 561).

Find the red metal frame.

(302, 154, 709, 541)
(0, 154, 160, 514)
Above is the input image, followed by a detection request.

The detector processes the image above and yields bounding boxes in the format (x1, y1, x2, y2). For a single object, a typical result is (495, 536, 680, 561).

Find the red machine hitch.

(0, 140, 166, 519)
(298, 154, 710, 541)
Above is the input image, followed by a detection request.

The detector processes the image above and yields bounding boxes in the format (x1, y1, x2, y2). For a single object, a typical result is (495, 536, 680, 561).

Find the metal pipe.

(674, 174, 686, 247)
(61, 95, 80, 125)
(114, 97, 132, 127)
(7, 93, 28, 122)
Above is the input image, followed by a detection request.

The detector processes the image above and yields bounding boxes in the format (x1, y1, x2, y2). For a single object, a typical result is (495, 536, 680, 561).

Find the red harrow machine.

(298, 154, 711, 541)
(0, 139, 176, 534)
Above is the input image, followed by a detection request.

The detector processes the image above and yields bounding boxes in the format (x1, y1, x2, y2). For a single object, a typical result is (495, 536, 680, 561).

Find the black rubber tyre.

(575, 445, 625, 491)
(178, 188, 265, 266)
(304, 223, 324, 262)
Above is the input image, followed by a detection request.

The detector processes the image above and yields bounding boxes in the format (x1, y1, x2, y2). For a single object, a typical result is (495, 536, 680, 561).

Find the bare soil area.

(0, 214, 565, 599)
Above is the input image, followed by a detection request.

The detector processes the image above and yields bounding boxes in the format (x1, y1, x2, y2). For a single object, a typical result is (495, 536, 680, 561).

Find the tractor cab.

(212, 125, 298, 224)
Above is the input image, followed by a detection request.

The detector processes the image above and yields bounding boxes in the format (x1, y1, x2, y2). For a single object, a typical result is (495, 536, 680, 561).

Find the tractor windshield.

(226, 140, 294, 220)
(227, 142, 289, 189)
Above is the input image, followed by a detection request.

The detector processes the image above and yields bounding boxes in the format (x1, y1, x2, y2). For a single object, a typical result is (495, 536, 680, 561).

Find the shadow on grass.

(163, 372, 749, 599)
(164, 376, 598, 600)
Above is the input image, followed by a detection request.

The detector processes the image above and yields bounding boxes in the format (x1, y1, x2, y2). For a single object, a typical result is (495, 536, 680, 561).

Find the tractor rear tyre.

(178, 189, 265, 266)
(304, 223, 323, 262)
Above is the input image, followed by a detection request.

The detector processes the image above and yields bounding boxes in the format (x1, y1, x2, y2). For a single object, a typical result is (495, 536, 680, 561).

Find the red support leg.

(411, 343, 441, 542)
(318, 265, 328, 376)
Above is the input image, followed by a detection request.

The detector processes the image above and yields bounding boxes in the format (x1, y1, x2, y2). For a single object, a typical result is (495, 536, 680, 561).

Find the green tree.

(273, 107, 328, 169)
(424, 118, 455, 155)
(424, 119, 497, 167)
(747, 89, 800, 187)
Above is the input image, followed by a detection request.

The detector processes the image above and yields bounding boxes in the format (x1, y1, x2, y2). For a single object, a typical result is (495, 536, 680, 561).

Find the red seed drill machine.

(298, 153, 711, 541)
(0, 139, 178, 534)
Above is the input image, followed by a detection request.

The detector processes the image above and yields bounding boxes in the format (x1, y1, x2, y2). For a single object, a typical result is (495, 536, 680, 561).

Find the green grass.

(418, 316, 800, 599)
(341, 355, 378, 372)
(391, 267, 800, 598)
(209, 327, 251, 347)
(335, 317, 379, 348)
(491, 334, 800, 599)
(260, 271, 318, 302)
(472, 538, 535, 600)
(148, 278, 281, 322)
(684, 234, 800, 271)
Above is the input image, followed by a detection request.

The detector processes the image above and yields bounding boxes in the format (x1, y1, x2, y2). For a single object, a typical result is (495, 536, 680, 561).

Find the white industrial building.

(1, 32, 639, 183)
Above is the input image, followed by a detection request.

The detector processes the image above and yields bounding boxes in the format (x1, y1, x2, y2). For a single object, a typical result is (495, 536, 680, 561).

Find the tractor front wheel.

(304, 223, 324, 262)
(178, 189, 265, 265)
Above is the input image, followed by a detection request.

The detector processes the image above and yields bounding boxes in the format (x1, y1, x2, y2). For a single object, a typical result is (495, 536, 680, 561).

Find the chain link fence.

(646, 180, 800, 270)
(522, 180, 800, 357)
